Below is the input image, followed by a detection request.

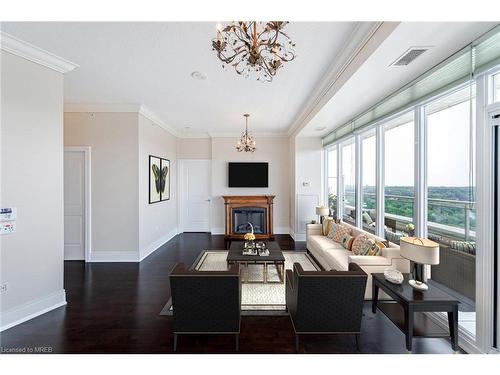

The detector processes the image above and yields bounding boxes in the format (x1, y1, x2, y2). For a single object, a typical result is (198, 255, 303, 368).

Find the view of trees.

(328, 186, 476, 230)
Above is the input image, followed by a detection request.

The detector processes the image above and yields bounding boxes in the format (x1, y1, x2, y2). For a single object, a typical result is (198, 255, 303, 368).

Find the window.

(425, 85, 476, 336)
(326, 146, 338, 218)
(494, 73, 500, 103)
(361, 131, 376, 233)
(383, 113, 415, 244)
(341, 139, 356, 225)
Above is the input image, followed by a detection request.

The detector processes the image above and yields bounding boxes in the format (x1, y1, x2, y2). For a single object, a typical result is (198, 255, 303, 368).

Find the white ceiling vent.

(391, 47, 431, 67)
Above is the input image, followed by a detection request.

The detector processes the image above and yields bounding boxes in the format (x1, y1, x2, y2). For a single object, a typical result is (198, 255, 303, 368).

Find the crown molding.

(1, 31, 78, 74)
(177, 132, 211, 139)
(64, 103, 141, 113)
(63, 104, 289, 139)
(64, 103, 180, 137)
(208, 131, 289, 138)
(286, 22, 399, 138)
(138, 105, 181, 138)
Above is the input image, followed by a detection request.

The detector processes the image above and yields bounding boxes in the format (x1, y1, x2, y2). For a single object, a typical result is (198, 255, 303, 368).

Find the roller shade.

(323, 24, 500, 147)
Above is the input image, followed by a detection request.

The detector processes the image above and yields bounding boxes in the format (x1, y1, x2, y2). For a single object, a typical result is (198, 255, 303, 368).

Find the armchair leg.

(355, 333, 360, 352)
(235, 334, 239, 352)
(295, 334, 300, 352)
(173, 333, 178, 352)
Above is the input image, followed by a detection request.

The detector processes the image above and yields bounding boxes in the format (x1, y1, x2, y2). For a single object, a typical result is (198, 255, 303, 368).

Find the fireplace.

(233, 207, 266, 234)
(222, 195, 275, 242)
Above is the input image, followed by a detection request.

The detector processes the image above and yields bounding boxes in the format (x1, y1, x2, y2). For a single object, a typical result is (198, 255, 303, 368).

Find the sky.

(329, 100, 474, 188)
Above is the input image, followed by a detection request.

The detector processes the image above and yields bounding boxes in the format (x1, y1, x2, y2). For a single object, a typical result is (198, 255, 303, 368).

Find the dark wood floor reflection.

(1, 233, 459, 354)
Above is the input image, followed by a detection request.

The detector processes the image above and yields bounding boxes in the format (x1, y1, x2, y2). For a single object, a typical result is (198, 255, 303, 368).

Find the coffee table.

(227, 241, 285, 284)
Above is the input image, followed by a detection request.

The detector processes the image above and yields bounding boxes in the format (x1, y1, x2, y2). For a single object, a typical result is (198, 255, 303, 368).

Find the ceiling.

(1, 21, 360, 136)
(299, 22, 498, 137)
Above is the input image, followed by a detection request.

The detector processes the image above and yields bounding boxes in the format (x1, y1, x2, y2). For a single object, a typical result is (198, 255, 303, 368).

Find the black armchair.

(286, 262, 368, 351)
(169, 262, 241, 351)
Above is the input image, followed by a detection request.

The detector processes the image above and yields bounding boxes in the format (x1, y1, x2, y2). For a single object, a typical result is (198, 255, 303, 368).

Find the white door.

(64, 150, 86, 260)
(180, 160, 211, 232)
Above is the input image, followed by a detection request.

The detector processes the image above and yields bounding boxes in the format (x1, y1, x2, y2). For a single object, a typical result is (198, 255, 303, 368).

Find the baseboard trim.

(211, 227, 292, 236)
(90, 250, 139, 262)
(139, 228, 178, 261)
(293, 233, 306, 242)
(211, 227, 225, 235)
(274, 227, 291, 235)
(0, 289, 67, 332)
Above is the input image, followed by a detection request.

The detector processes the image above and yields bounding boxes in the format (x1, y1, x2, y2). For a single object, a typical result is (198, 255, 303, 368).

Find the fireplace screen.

(232, 207, 266, 234)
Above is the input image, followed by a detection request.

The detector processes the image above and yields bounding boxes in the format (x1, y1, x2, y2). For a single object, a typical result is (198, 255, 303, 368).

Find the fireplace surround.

(222, 196, 275, 242)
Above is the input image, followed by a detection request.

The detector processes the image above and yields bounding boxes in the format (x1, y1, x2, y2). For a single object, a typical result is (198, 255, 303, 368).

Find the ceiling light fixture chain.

(212, 21, 296, 82)
(236, 113, 256, 152)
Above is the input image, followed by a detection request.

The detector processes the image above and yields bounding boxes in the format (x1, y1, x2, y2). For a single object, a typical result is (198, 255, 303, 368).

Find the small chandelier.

(236, 114, 256, 153)
(212, 21, 296, 82)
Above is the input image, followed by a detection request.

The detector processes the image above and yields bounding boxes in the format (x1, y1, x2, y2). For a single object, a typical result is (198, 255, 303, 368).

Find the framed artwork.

(160, 158, 170, 201)
(149, 156, 170, 204)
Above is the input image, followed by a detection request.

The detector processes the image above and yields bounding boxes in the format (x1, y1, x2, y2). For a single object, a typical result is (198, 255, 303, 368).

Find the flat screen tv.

(228, 162, 269, 188)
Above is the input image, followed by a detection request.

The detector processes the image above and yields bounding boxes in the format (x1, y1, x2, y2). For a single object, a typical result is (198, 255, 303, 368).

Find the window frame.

(322, 76, 497, 352)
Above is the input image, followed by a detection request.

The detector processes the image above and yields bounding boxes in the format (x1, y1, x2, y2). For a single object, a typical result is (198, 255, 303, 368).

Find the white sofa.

(306, 221, 410, 299)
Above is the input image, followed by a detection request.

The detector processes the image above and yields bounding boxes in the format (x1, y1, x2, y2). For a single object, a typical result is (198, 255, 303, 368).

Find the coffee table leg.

(448, 305, 459, 351)
(278, 263, 284, 283)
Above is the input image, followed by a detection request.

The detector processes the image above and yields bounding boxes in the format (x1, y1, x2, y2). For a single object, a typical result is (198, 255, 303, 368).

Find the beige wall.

(177, 138, 211, 159)
(1, 51, 66, 329)
(294, 137, 323, 240)
(138, 114, 178, 259)
(210, 137, 290, 233)
(64, 112, 140, 256)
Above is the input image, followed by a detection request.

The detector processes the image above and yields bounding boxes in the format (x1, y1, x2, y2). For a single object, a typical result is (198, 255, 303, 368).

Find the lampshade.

(315, 206, 329, 216)
(400, 237, 440, 265)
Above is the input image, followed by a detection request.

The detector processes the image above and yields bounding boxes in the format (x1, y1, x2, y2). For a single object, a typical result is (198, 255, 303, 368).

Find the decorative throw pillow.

(326, 222, 335, 239)
(359, 238, 382, 256)
(322, 217, 334, 236)
(375, 240, 387, 252)
(362, 211, 373, 225)
(351, 234, 369, 255)
(330, 222, 351, 243)
(340, 234, 354, 251)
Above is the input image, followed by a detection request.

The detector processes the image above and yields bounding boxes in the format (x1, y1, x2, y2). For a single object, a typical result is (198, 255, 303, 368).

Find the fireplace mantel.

(222, 195, 275, 241)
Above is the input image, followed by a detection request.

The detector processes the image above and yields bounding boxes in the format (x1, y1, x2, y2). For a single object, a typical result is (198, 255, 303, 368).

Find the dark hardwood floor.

(0, 233, 459, 354)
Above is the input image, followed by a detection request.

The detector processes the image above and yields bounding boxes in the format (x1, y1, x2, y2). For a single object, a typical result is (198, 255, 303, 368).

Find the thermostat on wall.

(0, 208, 17, 235)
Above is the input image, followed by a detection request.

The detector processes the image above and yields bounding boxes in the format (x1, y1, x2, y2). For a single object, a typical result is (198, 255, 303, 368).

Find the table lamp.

(315, 206, 329, 224)
(400, 237, 439, 291)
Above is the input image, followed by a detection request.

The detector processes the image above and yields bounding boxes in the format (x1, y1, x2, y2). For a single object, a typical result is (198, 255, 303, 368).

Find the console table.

(372, 273, 460, 352)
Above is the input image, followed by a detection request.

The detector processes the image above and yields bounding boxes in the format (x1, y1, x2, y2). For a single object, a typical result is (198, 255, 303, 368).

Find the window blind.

(323, 24, 500, 147)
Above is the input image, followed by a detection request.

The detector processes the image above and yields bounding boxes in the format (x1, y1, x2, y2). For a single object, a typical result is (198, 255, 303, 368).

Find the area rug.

(160, 251, 320, 316)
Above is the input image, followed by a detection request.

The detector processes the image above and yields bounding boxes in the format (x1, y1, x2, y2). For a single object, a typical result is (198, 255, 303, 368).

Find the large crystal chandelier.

(211, 21, 296, 82)
(236, 114, 256, 152)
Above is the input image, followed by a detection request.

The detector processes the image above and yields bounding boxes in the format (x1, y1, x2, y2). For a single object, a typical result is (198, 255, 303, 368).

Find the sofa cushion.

(308, 235, 343, 253)
(323, 248, 350, 270)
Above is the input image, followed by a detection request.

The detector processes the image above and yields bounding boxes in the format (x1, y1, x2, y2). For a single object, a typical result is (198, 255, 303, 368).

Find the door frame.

(178, 159, 211, 233)
(64, 146, 92, 262)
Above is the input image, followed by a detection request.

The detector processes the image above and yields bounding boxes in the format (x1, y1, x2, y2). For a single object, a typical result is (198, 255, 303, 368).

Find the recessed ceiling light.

(191, 71, 207, 80)
(315, 126, 326, 131)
